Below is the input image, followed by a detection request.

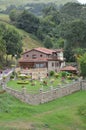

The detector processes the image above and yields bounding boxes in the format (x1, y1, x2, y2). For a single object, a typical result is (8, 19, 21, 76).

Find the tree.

(9, 9, 20, 22)
(43, 36, 53, 49)
(60, 2, 82, 20)
(61, 20, 86, 48)
(42, 4, 57, 16)
(64, 47, 75, 62)
(78, 53, 86, 78)
(16, 10, 40, 34)
(3, 28, 23, 58)
(0, 37, 6, 61)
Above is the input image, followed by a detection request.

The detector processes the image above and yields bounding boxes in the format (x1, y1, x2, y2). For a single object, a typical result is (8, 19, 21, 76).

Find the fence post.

(40, 86, 43, 104)
(22, 87, 27, 101)
(50, 86, 53, 99)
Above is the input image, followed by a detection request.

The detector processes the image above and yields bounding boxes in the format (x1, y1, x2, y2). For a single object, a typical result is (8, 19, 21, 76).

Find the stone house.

(19, 47, 65, 73)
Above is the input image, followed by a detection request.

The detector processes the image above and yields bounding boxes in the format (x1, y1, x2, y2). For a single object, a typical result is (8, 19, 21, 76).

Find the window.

(40, 54, 43, 57)
(57, 63, 59, 66)
(32, 54, 37, 59)
(26, 55, 29, 57)
(52, 62, 54, 67)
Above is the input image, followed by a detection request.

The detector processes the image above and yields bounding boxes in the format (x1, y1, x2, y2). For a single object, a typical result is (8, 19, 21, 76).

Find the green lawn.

(7, 78, 72, 94)
(0, 91, 86, 130)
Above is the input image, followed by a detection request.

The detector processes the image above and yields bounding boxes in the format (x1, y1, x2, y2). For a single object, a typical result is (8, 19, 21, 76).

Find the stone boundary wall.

(5, 80, 86, 105)
(0, 71, 13, 86)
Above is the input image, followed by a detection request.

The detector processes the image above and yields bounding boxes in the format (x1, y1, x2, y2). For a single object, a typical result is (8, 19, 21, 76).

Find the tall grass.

(0, 91, 86, 130)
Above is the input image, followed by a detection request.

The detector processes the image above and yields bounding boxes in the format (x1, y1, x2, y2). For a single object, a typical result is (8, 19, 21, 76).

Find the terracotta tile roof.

(22, 47, 59, 55)
(34, 47, 56, 54)
(60, 66, 77, 71)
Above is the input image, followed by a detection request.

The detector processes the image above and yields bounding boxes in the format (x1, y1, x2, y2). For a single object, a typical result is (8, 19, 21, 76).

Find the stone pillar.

(40, 86, 43, 104)
(50, 86, 53, 99)
(22, 87, 27, 101)
(2, 81, 6, 90)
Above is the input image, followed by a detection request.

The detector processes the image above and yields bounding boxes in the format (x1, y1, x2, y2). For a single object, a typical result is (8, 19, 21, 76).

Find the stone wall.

(21, 68, 48, 79)
(0, 71, 13, 86)
(5, 80, 86, 105)
(81, 80, 86, 90)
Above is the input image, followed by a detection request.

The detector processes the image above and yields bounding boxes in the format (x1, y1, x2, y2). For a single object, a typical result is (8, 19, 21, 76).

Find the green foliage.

(61, 71, 67, 77)
(43, 36, 53, 48)
(16, 10, 40, 35)
(18, 75, 31, 80)
(17, 80, 29, 84)
(9, 9, 20, 22)
(64, 47, 75, 62)
(62, 20, 86, 48)
(60, 2, 82, 19)
(10, 75, 15, 79)
(54, 73, 59, 78)
(3, 27, 23, 57)
(0, 1, 85, 63)
(78, 53, 86, 78)
(49, 71, 55, 76)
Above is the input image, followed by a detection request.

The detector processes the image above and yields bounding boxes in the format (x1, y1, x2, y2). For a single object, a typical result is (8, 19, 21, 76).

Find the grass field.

(0, 14, 10, 22)
(0, 91, 86, 130)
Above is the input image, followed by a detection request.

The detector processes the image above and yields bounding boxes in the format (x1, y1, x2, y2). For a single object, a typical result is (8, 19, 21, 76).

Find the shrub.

(17, 80, 29, 84)
(54, 73, 59, 78)
(3, 76, 6, 80)
(61, 71, 67, 77)
(10, 75, 14, 79)
(18, 75, 31, 80)
(49, 71, 55, 77)
(43, 81, 47, 86)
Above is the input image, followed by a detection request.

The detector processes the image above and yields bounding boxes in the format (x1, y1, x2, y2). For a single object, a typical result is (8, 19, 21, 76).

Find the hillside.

(0, 0, 78, 10)
(0, 16, 42, 50)
(0, 91, 86, 130)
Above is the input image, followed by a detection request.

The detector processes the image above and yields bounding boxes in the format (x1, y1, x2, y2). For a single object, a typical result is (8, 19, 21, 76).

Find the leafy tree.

(43, 36, 53, 49)
(64, 47, 75, 62)
(80, 5, 86, 21)
(9, 9, 20, 22)
(78, 53, 86, 78)
(42, 4, 57, 16)
(16, 10, 40, 34)
(53, 37, 65, 48)
(0, 37, 6, 60)
(74, 48, 86, 59)
(60, 2, 82, 19)
(61, 20, 86, 48)
(37, 18, 55, 40)
(3, 28, 22, 58)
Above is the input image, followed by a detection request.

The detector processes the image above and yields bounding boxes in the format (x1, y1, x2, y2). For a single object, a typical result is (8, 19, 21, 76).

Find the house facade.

(19, 47, 65, 72)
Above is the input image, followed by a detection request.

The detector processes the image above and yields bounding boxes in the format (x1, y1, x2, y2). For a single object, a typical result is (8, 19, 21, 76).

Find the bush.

(17, 80, 29, 84)
(61, 71, 67, 77)
(54, 73, 59, 78)
(18, 75, 31, 80)
(10, 75, 14, 79)
(49, 71, 55, 77)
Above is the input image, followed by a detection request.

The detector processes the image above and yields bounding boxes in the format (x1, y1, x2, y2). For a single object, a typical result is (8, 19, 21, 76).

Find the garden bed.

(7, 71, 79, 94)
(7, 78, 73, 94)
